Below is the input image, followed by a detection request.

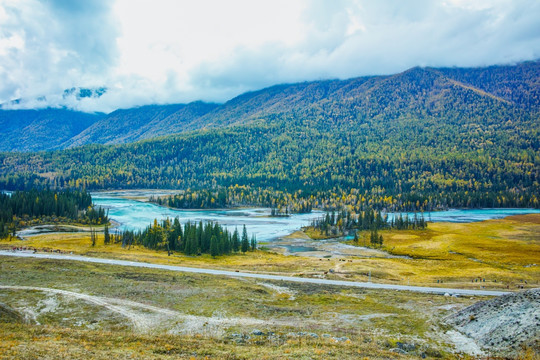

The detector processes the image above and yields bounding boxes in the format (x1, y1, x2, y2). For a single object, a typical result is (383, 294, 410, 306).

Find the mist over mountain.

(0, 87, 108, 111)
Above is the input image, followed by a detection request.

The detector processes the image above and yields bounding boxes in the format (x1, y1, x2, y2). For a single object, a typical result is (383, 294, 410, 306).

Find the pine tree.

(232, 228, 240, 252)
(223, 229, 231, 254)
(370, 228, 378, 247)
(241, 225, 249, 253)
(104, 224, 110, 245)
(184, 227, 194, 255)
(90, 227, 96, 247)
(210, 235, 219, 258)
(250, 234, 257, 251)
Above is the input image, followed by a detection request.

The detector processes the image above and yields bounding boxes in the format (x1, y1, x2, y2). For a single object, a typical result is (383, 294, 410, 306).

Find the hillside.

(436, 61, 540, 109)
(0, 109, 103, 152)
(63, 101, 219, 148)
(0, 63, 539, 211)
(0, 61, 538, 152)
(446, 288, 539, 357)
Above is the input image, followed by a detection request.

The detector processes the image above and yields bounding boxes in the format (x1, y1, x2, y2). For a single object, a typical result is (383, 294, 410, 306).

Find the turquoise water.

(282, 245, 318, 253)
(387, 208, 540, 223)
(92, 193, 540, 241)
(92, 193, 322, 242)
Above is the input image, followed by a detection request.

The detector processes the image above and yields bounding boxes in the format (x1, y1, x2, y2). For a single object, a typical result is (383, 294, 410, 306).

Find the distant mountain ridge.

(62, 102, 219, 148)
(0, 109, 103, 152)
(0, 61, 538, 152)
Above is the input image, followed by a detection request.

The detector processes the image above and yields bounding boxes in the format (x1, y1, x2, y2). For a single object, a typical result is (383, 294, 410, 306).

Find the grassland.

(0, 215, 539, 358)
(2, 215, 539, 291)
(373, 214, 540, 288)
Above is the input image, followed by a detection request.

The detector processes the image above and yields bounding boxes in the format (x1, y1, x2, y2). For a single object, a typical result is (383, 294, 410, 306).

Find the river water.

(92, 192, 540, 242)
(92, 193, 322, 242)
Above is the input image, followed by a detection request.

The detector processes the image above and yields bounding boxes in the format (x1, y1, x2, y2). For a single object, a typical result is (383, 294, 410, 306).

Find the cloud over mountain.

(0, 0, 539, 113)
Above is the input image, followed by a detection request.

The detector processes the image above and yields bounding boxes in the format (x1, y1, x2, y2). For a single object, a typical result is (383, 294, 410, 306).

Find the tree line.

(0, 189, 107, 238)
(310, 209, 427, 239)
(108, 218, 256, 257)
(150, 186, 314, 214)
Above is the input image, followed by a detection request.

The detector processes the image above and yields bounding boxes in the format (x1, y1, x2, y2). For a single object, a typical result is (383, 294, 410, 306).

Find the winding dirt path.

(0, 285, 153, 331)
(0, 284, 286, 334)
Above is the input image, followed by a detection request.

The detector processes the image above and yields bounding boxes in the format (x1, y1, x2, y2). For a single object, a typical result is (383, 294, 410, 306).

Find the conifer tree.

(241, 225, 249, 253)
(104, 224, 110, 245)
(90, 227, 96, 247)
(223, 229, 231, 254)
(370, 228, 378, 247)
(232, 228, 240, 252)
(250, 234, 257, 251)
(210, 235, 219, 258)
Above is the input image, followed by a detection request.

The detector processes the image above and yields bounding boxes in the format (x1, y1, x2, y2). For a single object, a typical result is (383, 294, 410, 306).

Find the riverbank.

(1, 214, 538, 359)
(91, 189, 180, 202)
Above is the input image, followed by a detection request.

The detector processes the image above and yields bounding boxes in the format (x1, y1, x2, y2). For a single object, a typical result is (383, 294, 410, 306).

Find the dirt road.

(0, 250, 510, 296)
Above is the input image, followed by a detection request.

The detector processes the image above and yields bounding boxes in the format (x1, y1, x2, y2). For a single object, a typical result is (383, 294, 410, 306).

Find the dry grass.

(373, 215, 540, 287)
(0, 323, 415, 360)
(281, 231, 311, 240)
(1, 215, 539, 290)
(2, 215, 538, 358)
(0, 232, 329, 276)
(302, 228, 335, 240)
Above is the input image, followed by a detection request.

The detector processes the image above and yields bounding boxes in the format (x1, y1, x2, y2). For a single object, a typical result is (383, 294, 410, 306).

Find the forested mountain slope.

(186, 61, 539, 129)
(0, 109, 103, 152)
(63, 101, 219, 147)
(436, 61, 540, 109)
(0, 61, 537, 152)
(1, 62, 538, 211)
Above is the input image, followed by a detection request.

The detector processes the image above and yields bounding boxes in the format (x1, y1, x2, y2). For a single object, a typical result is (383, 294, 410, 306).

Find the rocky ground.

(445, 288, 539, 357)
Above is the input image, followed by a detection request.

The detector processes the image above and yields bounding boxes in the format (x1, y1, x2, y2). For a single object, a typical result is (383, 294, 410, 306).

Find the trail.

(0, 251, 510, 296)
(0, 285, 152, 331)
(0, 285, 277, 334)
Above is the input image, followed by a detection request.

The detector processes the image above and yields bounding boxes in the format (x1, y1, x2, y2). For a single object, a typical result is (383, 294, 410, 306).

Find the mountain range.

(0, 60, 538, 153)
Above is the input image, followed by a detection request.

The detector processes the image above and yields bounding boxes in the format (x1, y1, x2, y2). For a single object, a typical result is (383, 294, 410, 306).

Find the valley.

(0, 61, 539, 359)
(1, 192, 538, 358)
(2, 2, 539, 358)
(2, 194, 538, 292)
(1, 211, 538, 360)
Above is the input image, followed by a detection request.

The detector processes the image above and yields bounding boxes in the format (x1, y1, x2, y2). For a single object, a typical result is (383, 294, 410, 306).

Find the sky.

(0, 0, 539, 113)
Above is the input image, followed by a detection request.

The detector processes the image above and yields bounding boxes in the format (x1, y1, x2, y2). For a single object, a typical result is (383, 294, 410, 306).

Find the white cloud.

(0, 0, 119, 110)
(0, 0, 538, 113)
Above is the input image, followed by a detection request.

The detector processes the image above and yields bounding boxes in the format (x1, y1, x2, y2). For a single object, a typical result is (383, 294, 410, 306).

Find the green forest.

(150, 186, 313, 214)
(310, 209, 427, 238)
(113, 219, 256, 257)
(1, 117, 536, 212)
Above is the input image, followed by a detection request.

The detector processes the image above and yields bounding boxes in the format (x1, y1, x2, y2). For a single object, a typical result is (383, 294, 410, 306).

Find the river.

(92, 192, 322, 242)
(92, 191, 540, 242)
